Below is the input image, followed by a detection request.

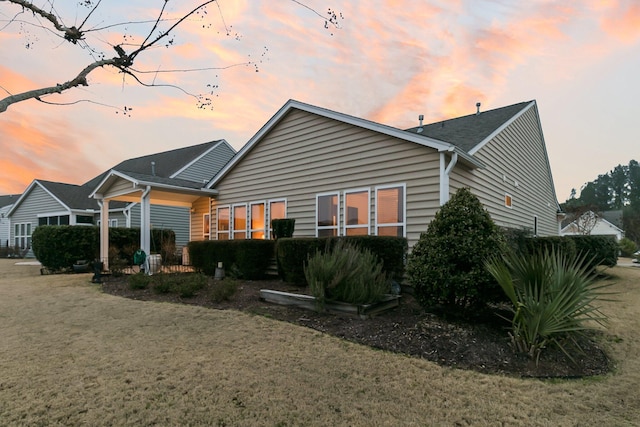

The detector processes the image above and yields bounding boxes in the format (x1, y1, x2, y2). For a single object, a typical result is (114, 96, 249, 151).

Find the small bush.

(406, 188, 507, 312)
(486, 249, 611, 363)
(619, 237, 637, 258)
(187, 240, 275, 279)
(305, 240, 389, 307)
(128, 273, 152, 290)
(173, 274, 207, 298)
(207, 278, 239, 303)
(152, 274, 173, 294)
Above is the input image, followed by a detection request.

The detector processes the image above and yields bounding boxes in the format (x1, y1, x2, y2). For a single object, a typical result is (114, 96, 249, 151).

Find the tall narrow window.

(250, 202, 265, 239)
(217, 207, 230, 240)
(316, 193, 339, 237)
(203, 213, 210, 240)
(344, 189, 370, 236)
(505, 193, 513, 208)
(268, 199, 286, 239)
(533, 215, 538, 237)
(232, 204, 247, 240)
(375, 184, 405, 237)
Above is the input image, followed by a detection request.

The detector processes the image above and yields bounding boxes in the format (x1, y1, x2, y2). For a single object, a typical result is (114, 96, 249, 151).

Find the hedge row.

(275, 236, 408, 285)
(187, 239, 275, 280)
(504, 229, 618, 271)
(32, 226, 175, 271)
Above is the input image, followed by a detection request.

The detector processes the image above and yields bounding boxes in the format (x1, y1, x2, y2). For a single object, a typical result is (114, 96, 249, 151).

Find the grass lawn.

(1, 258, 639, 426)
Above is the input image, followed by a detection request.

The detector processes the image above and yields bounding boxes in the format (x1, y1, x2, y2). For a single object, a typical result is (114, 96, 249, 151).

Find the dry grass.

(0, 259, 639, 426)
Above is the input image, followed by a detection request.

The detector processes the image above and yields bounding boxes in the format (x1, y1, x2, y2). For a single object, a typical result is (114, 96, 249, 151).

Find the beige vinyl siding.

(450, 105, 558, 236)
(105, 179, 135, 197)
(211, 109, 441, 247)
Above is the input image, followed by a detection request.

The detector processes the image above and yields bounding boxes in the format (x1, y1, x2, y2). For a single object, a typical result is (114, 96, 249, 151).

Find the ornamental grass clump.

(305, 240, 389, 308)
(486, 249, 612, 363)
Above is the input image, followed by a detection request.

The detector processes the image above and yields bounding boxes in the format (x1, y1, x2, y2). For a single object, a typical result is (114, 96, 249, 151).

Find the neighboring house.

(0, 194, 20, 248)
(183, 99, 561, 249)
(561, 211, 625, 241)
(9, 140, 236, 258)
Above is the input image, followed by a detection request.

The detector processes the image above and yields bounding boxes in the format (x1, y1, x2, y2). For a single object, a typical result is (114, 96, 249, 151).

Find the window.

(232, 204, 247, 239)
(375, 184, 405, 237)
(97, 219, 118, 228)
(505, 193, 513, 208)
(38, 215, 70, 226)
(250, 202, 266, 239)
(316, 193, 339, 237)
(14, 223, 32, 249)
(344, 189, 370, 236)
(76, 215, 93, 225)
(533, 215, 538, 237)
(268, 199, 286, 239)
(203, 213, 210, 240)
(217, 206, 230, 240)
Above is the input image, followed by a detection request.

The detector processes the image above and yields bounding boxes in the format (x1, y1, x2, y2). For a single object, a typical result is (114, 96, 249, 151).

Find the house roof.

(83, 140, 230, 190)
(0, 194, 20, 209)
(405, 101, 533, 152)
(7, 179, 102, 217)
(206, 99, 487, 189)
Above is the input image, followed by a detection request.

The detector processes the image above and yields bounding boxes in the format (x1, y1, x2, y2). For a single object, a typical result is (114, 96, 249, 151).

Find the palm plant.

(486, 249, 612, 363)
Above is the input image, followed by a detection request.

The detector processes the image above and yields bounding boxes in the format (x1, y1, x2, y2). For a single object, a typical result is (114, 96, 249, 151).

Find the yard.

(1, 258, 639, 425)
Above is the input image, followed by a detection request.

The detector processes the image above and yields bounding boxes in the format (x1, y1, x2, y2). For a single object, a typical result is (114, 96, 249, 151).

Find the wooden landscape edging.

(259, 289, 400, 319)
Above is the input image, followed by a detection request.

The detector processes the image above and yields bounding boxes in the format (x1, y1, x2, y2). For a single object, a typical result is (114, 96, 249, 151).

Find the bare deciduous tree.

(0, 0, 341, 113)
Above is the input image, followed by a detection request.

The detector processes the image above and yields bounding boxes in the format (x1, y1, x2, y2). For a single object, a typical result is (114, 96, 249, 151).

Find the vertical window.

(375, 184, 405, 237)
(316, 193, 339, 237)
(232, 204, 247, 240)
(250, 202, 266, 239)
(217, 206, 230, 240)
(533, 215, 538, 237)
(109, 219, 118, 228)
(505, 193, 513, 208)
(344, 189, 370, 236)
(14, 223, 32, 249)
(268, 199, 286, 239)
(203, 213, 210, 240)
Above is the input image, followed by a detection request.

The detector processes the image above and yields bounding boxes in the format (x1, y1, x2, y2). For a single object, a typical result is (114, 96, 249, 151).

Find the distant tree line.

(562, 160, 640, 244)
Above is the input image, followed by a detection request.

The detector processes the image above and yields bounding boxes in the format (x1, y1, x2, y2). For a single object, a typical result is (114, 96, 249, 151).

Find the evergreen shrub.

(406, 187, 506, 312)
(187, 239, 275, 279)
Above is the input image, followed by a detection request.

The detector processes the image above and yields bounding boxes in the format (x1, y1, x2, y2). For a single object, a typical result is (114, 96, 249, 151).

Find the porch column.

(99, 199, 109, 269)
(140, 186, 151, 255)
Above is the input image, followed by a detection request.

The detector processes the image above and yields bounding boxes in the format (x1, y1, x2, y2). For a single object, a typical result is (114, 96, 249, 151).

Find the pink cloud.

(600, 1, 640, 42)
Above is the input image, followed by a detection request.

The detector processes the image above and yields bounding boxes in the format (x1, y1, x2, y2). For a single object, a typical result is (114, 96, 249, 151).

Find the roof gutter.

(440, 151, 458, 205)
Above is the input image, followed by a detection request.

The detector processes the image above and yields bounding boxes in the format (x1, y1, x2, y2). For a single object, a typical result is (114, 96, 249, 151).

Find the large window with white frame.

(316, 192, 339, 237)
(232, 204, 247, 240)
(375, 184, 406, 237)
(268, 199, 286, 239)
(344, 189, 370, 236)
(217, 206, 230, 240)
(14, 223, 32, 249)
(250, 202, 266, 239)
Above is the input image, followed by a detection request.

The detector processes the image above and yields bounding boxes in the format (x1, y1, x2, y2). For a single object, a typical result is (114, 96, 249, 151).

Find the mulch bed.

(100, 277, 612, 378)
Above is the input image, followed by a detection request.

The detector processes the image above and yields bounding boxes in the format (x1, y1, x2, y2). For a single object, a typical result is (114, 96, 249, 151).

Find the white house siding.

(9, 185, 66, 245)
(174, 142, 236, 183)
(210, 109, 442, 248)
(450, 105, 559, 236)
(0, 205, 12, 247)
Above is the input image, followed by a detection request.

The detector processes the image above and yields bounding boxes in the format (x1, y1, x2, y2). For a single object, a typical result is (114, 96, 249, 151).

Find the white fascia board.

(207, 99, 457, 188)
(89, 169, 137, 199)
(6, 180, 38, 217)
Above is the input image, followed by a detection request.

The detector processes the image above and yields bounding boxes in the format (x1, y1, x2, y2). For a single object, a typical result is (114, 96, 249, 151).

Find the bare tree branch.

(0, 0, 84, 43)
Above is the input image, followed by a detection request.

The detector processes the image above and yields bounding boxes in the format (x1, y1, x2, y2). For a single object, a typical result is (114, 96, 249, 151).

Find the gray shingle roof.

(0, 194, 20, 208)
(37, 180, 100, 211)
(116, 171, 208, 190)
(405, 101, 532, 152)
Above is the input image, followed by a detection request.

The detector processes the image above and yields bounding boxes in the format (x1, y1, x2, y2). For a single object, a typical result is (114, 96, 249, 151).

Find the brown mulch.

(100, 277, 612, 379)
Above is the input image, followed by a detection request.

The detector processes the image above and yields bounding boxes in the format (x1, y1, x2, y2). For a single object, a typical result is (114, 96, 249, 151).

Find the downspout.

(439, 151, 458, 205)
(140, 186, 152, 256)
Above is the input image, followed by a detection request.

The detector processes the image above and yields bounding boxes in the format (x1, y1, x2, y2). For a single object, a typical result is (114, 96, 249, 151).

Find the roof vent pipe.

(417, 114, 424, 133)
(476, 102, 481, 115)
(151, 161, 156, 176)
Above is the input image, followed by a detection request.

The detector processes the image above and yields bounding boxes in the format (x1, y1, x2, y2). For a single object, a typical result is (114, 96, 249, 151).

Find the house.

(561, 210, 625, 241)
(183, 99, 561, 248)
(9, 140, 236, 258)
(0, 194, 19, 248)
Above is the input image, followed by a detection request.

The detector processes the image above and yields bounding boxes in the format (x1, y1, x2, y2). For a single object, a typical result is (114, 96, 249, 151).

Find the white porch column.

(140, 187, 151, 255)
(99, 199, 109, 269)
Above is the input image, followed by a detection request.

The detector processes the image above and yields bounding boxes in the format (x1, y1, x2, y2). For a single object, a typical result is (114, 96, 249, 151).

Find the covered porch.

(89, 170, 217, 269)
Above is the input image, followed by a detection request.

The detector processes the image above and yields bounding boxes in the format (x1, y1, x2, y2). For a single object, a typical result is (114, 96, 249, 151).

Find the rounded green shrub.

(406, 187, 506, 312)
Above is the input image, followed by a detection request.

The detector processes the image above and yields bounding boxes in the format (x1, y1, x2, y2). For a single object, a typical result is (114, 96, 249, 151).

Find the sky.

(1, 0, 639, 202)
